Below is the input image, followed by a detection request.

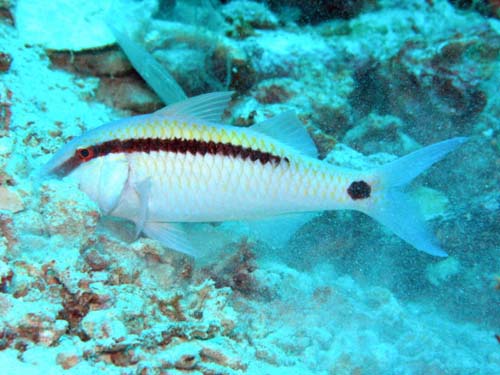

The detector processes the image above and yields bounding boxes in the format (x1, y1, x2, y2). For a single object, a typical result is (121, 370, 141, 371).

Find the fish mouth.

(38, 140, 80, 179)
(36, 163, 64, 181)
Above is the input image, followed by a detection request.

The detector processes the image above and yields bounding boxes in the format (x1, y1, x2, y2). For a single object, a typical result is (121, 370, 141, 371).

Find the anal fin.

(244, 212, 319, 249)
(143, 222, 199, 257)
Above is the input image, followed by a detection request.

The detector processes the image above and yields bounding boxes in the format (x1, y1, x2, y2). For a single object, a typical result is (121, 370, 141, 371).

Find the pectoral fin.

(134, 178, 152, 238)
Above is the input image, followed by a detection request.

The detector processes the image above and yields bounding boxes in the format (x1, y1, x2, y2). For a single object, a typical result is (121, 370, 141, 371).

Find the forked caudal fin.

(361, 137, 467, 256)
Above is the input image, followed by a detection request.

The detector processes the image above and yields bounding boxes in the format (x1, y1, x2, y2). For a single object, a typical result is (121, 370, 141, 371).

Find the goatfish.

(42, 91, 466, 256)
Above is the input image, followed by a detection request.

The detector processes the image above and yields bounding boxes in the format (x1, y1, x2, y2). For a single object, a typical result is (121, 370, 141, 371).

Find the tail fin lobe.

(363, 137, 467, 256)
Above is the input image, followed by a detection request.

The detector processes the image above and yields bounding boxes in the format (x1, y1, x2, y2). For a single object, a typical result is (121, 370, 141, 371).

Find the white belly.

(111, 151, 340, 223)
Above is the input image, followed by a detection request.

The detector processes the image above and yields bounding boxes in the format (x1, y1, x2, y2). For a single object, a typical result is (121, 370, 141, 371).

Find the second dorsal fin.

(251, 111, 318, 158)
(155, 91, 235, 123)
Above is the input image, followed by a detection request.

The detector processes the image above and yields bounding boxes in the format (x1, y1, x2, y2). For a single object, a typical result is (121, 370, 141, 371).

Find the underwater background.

(0, 0, 499, 373)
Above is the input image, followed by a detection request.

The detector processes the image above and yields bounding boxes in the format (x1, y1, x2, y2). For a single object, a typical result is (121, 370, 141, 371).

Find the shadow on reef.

(348, 27, 498, 142)
(259, 0, 373, 24)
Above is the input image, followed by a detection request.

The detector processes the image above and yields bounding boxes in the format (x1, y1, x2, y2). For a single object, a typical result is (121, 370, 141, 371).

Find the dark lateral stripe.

(55, 137, 289, 177)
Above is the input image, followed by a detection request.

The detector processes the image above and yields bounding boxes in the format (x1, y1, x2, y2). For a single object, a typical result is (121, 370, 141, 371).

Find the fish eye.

(76, 147, 94, 161)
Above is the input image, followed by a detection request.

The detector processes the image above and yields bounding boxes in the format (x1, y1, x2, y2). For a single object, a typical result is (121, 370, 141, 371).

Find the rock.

(448, 0, 500, 19)
(426, 257, 461, 287)
(0, 210, 16, 251)
(310, 93, 351, 137)
(148, 23, 256, 95)
(200, 340, 248, 371)
(349, 24, 499, 141)
(0, 186, 23, 212)
(411, 187, 450, 221)
(0, 52, 12, 72)
(0, 259, 13, 292)
(308, 127, 337, 159)
(324, 142, 396, 170)
(83, 247, 112, 271)
(0, 0, 14, 25)
(15, 0, 115, 51)
(0, 84, 12, 134)
(56, 352, 80, 370)
(343, 113, 420, 155)
(0, 136, 13, 156)
(80, 310, 128, 343)
(211, 42, 257, 92)
(96, 75, 163, 113)
(48, 47, 132, 77)
(254, 79, 295, 104)
(39, 180, 99, 245)
(222, 0, 278, 39)
(1, 295, 66, 347)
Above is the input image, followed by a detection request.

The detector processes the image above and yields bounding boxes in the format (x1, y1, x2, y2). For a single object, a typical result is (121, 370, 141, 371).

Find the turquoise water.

(0, 0, 499, 374)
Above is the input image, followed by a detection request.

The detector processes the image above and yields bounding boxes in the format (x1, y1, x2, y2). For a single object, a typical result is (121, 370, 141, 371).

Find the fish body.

(106, 120, 359, 223)
(43, 92, 466, 257)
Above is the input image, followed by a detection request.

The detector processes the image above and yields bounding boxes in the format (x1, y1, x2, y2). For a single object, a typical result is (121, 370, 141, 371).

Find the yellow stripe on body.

(95, 114, 362, 214)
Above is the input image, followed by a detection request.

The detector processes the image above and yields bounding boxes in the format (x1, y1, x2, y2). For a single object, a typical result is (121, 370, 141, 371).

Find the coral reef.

(0, 0, 14, 25)
(200, 238, 263, 297)
(0, 250, 245, 373)
(0, 0, 498, 373)
(221, 0, 278, 38)
(448, 0, 500, 18)
(0, 51, 12, 72)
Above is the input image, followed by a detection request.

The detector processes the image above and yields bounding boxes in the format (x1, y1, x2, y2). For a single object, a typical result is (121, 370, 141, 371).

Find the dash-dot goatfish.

(42, 92, 466, 256)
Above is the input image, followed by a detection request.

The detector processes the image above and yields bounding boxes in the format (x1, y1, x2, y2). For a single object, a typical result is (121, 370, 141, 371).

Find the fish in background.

(41, 26, 467, 257)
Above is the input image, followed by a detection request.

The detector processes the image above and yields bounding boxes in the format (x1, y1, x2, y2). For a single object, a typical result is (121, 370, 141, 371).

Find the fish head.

(41, 127, 129, 215)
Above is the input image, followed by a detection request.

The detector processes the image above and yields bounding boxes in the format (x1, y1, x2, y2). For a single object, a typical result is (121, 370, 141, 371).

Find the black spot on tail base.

(347, 180, 371, 200)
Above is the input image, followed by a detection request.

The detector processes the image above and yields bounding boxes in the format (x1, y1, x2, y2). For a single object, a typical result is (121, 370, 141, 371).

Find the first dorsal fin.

(251, 111, 318, 158)
(155, 91, 235, 123)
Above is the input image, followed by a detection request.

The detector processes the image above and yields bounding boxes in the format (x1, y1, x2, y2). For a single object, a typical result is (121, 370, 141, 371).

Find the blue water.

(0, 1, 499, 374)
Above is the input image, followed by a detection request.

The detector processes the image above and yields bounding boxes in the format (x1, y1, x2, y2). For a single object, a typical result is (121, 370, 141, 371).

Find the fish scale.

(118, 144, 341, 224)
